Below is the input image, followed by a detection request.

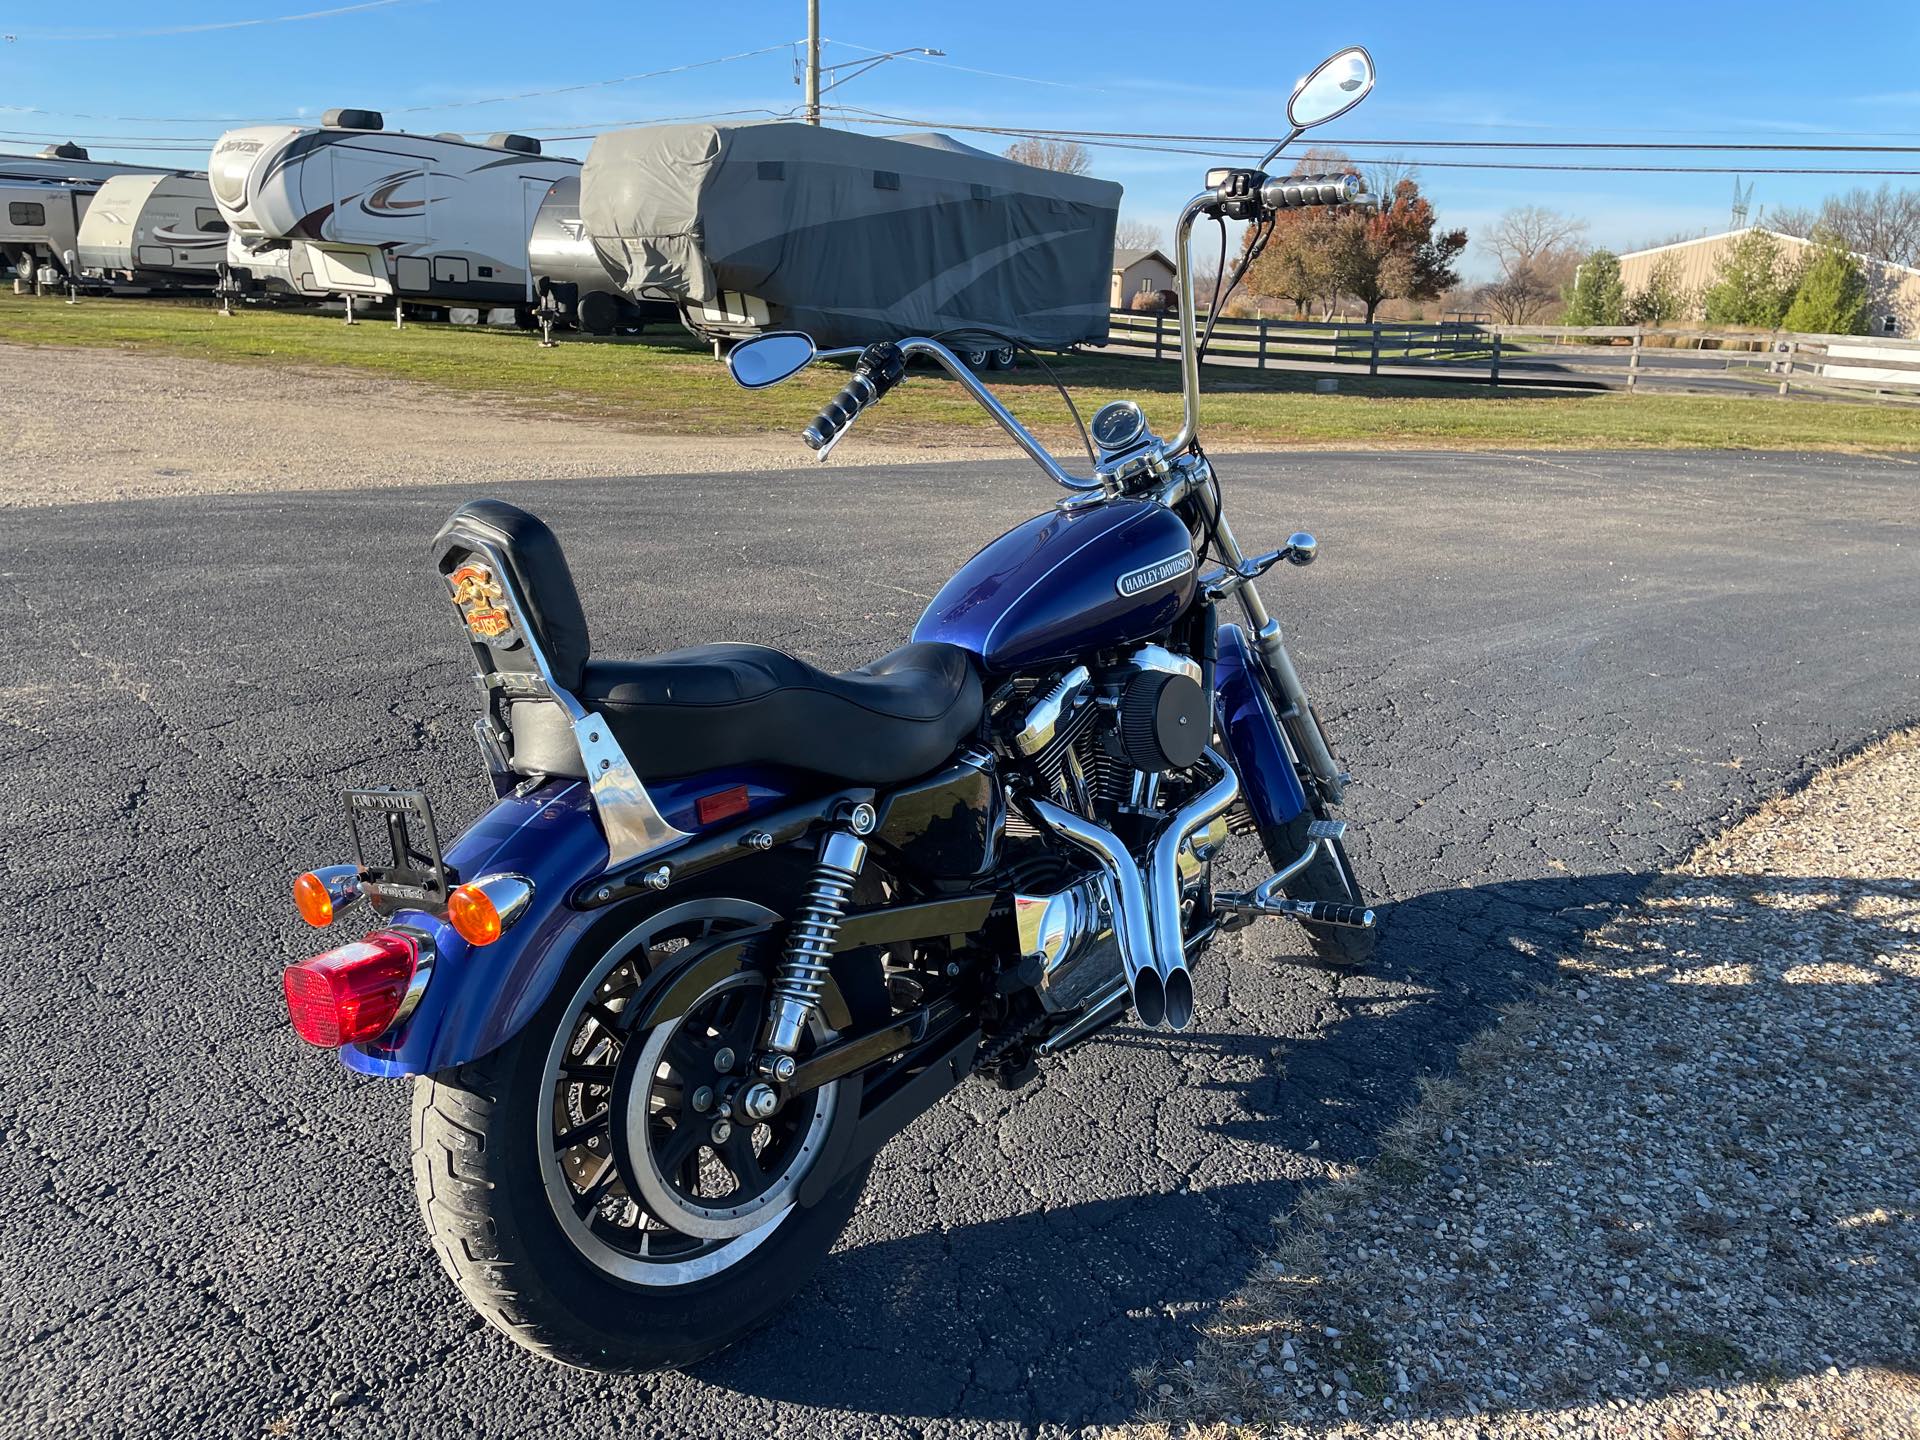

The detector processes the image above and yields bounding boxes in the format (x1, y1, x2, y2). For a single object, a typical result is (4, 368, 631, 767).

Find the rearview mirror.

(1288, 47, 1375, 130)
(726, 331, 817, 389)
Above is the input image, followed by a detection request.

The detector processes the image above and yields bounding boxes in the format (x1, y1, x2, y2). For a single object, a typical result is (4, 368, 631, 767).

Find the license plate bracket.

(345, 787, 452, 912)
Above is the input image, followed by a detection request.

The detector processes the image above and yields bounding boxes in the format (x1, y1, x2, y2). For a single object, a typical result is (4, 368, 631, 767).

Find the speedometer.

(1090, 400, 1147, 453)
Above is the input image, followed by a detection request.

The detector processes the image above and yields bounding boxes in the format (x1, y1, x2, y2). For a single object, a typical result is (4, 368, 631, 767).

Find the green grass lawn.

(5, 293, 1917, 453)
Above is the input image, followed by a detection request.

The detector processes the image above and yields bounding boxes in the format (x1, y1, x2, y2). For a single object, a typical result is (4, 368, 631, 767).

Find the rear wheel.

(411, 891, 870, 1372)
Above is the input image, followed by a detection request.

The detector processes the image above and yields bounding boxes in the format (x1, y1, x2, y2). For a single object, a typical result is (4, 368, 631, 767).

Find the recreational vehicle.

(208, 110, 580, 314)
(75, 171, 227, 289)
(525, 174, 671, 333)
(1, 144, 171, 285)
(220, 229, 317, 298)
(579, 123, 1122, 350)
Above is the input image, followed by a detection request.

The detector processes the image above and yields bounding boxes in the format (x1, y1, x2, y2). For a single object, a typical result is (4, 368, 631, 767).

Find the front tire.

(410, 891, 871, 1372)
(1264, 808, 1376, 966)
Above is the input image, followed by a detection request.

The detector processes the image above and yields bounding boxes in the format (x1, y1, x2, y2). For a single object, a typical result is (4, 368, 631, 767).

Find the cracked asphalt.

(0, 447, 1915, 1439)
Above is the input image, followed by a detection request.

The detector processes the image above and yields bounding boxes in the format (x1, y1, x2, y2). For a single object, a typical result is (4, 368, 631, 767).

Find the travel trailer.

(525, 174, 672, 333)
(75, 171, 227, 289)
(580, 124, 1122, 350)
(208, 110, 581, 314)
(220, 228, 317, 298)
(1, 144, 172, 285)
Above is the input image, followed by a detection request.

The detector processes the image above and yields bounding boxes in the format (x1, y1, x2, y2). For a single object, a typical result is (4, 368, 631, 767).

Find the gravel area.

(0, 343, 1009, 506)
(1134, 730, 1920, 1439)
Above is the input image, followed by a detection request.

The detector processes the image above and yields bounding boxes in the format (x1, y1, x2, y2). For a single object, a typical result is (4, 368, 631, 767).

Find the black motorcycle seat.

(578, 641, 983, 785)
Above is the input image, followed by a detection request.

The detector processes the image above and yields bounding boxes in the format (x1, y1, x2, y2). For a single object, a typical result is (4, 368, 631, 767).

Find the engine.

(1002, 645, 1209, 828)
(986, 644, 1236, 1040)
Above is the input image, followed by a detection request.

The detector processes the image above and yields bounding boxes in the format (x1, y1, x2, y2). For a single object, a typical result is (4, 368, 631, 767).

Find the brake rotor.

(611, 970, 838, 1240)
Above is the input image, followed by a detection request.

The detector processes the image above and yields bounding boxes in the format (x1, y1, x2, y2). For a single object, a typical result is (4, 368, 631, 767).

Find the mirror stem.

(1256, 125, 1303, 176)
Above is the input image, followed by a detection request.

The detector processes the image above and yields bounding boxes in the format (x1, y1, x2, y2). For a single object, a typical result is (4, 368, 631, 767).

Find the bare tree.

(1482, 263, 1559, 324)
(1287, 144, 1352, 177)
(1815, 184, 1920, 268)
(1485, 206, 1589, 276)
(1480, 206, 1589, 323)
(1113, 217, 1163, 253)
(1003, 138, 1091, 175)
(1362, 156, 1419, 202)
(1765, 204, 1818, 238)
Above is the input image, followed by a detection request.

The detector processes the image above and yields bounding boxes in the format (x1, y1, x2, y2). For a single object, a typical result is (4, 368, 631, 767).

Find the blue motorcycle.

(280, 48, 1380, 1371)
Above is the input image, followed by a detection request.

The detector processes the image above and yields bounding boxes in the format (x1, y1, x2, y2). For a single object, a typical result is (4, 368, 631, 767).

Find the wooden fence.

(1101, 310, 1920, 403)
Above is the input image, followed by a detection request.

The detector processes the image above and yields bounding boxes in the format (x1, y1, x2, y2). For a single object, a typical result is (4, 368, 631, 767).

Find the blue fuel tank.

(913, 498, 1197, 673)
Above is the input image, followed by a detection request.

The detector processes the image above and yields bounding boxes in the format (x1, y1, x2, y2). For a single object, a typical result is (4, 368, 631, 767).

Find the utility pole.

(804, 0, 821, 125)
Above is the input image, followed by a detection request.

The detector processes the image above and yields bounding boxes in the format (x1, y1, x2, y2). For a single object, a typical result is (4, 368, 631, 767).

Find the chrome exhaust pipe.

(1146, 749, 1240, 1031)
(1023, 797, 1167, 1027)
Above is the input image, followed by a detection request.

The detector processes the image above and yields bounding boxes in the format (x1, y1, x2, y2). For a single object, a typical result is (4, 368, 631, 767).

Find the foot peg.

(1214, 817, 1375, 930)
(1259, 897, 1375, 929)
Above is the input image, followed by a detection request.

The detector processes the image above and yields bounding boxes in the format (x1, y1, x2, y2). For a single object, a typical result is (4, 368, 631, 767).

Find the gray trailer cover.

(581, 123, 1121, 348)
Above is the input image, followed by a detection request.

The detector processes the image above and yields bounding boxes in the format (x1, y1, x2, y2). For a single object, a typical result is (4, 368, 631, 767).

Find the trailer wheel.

(959, 346, 992, 371)
(988, 346, 1016, 371)
(577, 291, 620, 336)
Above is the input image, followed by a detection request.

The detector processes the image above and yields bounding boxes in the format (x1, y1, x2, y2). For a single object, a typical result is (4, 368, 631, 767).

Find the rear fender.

(1213, 623, 1309, 837)
(340, 779, 607, 1077)
(339, 768, 804, 1077)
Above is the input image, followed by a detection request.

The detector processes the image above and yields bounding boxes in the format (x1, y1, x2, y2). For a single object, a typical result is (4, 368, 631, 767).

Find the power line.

(14, 103, 1920, 179)
(0, 40, 799, 126)
(821, 37, 1111, 94)
(830, 108, 1920, 156)
(824, 109, 1920, 175)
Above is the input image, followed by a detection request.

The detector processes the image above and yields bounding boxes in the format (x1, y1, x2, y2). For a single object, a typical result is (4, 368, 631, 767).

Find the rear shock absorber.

(764, 807, 874, 1054)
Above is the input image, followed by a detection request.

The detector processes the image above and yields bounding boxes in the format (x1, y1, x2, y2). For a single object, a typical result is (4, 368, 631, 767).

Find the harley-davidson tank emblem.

(1115, 549, 1195, 598)
(447, 562, 517, 644)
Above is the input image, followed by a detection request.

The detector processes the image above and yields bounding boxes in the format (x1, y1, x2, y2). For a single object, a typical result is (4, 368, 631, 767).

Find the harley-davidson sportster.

(279, 48, 1381, 1371)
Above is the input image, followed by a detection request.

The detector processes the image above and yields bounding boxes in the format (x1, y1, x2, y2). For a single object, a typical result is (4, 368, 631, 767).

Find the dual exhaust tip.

(1026, 748, 1240, 1031)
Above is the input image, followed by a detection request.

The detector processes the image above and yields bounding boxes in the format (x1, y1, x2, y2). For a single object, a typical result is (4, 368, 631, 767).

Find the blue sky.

(5, 0, 1917, 278)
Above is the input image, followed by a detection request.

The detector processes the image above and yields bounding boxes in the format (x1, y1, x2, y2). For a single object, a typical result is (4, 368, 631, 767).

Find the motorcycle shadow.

(690, 869, 1648, 1424)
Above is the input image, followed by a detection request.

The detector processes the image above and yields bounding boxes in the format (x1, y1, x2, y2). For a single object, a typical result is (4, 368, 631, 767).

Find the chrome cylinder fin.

(765, 830, 867, 1053)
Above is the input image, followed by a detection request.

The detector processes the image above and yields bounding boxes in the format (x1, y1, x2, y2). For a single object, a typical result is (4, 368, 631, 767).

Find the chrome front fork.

(1193, 482, 1345, 804)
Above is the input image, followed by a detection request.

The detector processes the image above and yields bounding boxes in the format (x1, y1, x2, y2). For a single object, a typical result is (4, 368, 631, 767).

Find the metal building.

(1616, 227, 1920, 336)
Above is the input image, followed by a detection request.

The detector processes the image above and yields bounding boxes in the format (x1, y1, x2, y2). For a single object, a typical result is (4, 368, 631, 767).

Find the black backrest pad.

(432, 500, 591, 690)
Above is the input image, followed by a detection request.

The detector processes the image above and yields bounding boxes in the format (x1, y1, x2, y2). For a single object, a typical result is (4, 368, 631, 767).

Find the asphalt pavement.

(1, 448, 1915, 1438)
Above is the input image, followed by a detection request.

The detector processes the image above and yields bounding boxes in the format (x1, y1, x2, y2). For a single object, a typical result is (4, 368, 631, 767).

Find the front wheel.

(1263, 807, 1376, 966)
(410, 893, 870, 1372)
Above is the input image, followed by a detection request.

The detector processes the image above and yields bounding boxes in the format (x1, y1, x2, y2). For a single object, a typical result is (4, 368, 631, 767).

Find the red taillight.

(282, 932, 418, 1047)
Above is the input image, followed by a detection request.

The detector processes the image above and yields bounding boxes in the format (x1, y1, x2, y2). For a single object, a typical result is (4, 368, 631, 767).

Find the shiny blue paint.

(1213, 623, 1308, 836)
(913, 497, 1197, 673)
(647, 765, 813, 833)
(339, 765, 806, 1078)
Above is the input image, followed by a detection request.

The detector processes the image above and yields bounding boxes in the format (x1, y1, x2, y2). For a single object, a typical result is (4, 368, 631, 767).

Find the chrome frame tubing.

(833, 337, 1103, 493)
(1163, 189, 1217, 459)
(1163, 188, 1347, 803)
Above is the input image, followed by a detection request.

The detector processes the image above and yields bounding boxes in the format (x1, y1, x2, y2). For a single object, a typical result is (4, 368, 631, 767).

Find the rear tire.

(410, 887, 873, 1372)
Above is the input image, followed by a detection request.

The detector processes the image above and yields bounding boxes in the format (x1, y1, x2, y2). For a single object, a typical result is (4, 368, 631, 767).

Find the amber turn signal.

(447, 882, 504, 946)
(293, 871, 336, 928)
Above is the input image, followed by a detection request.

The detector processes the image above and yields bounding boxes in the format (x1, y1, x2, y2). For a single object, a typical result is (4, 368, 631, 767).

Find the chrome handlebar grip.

(1259, 171, 1362, 210)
